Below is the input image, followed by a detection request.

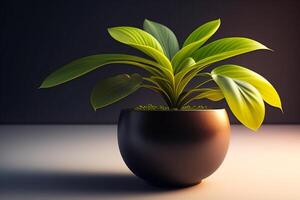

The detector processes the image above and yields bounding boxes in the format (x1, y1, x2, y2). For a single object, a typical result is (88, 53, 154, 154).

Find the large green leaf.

(108, 27, 173, 72)
(172, 19, 220, 73)
(174, 37, 270, 95)
(211, 74, 265, 131)
(40, 54, 161, 88)
(143, 19, 179, 59)
(193, 37, 270, 62)
(90, 73, 142, 110)
(212, 65, 282, 110)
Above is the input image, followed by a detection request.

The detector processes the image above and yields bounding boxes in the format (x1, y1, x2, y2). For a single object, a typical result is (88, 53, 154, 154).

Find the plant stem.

(176, 79, 213, 107)
(140, 84, 173, 108)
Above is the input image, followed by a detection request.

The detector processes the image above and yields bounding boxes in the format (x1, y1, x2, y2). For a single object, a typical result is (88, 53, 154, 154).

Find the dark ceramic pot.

(117, 109, 230, 188)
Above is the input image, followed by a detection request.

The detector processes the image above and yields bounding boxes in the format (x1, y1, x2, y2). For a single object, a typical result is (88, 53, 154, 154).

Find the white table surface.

(0, 125, 299, 200)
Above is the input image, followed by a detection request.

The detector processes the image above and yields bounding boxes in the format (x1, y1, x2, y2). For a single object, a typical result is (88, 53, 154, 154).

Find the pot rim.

(121, 108, 226, 112)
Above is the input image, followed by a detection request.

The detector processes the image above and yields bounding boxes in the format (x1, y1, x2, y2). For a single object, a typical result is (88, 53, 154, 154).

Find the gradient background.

(0, 0, 299, 124)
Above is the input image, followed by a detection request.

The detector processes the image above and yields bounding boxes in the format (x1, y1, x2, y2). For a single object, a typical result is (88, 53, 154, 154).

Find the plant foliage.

(40, 19, 282, 130)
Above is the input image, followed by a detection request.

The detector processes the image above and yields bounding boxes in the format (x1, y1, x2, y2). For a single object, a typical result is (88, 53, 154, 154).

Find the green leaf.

(175, 68, 199, 97)
(211, 74, 265, 131)
(212, 65, 282, 110)
(193, 37, 270, 62)
(174, 37, 271, 95)
(143, 19, 179, 59)
(183, 19, 221, 47)
(40, 54, 162, 88)
(90, 73, 143, 110)
(191, 88, 224, 101)
(140, 84, 172, 107)
(143, 77, 173, 105)
(176, 57, 196, 74)
(108, 27, 173, 72)
(172, 19, 221, 73)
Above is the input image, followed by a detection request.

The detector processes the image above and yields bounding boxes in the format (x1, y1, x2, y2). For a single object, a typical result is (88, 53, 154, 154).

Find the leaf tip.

(144, 18, 150, 23)
(279, 106, 284, 113)
(273, 99, 283, 113)
(248, 124, 261, 132)
(269, 48, 275, 52)
(39, 78, 58, 88)
(107, 27, 120, 40)
(211, 18, 221, 27)
(259, 43, 273, 51)
(90, 99, 98, 112)
(107, 27, 113, 32)
(39, 81, 48, 89)
(252, 128, 259, 132)
(264, 46, 274, 51)
(107, 27, 118, 35)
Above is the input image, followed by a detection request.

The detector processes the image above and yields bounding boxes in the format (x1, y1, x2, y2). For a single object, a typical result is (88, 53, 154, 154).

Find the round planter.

(117, 109, 230, 188)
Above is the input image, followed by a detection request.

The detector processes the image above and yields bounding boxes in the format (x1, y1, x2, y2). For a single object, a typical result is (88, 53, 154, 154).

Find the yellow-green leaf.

(183, 19, 221, 47)
(211, 74, 265, 131)
(90, 74, 142, 110)
(172, 19, 221, 73)
(192, 88, 224, 101)
(108, 27, 173, 72)
(174, 37, 271, 95)
(40, 54, 161, 88)
(212, 65, 282, 110)
(193, 37, 270, 62)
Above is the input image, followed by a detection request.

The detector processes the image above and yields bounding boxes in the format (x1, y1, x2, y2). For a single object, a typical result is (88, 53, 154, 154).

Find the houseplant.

(40, 19, 282, 187)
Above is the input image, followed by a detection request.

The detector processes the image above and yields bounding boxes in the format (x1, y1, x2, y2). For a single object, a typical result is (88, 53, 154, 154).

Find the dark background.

(0, 0, 299, 124)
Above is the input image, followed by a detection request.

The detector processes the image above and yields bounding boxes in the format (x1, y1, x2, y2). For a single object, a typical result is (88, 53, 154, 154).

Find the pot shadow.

(0, 170, 172, 195)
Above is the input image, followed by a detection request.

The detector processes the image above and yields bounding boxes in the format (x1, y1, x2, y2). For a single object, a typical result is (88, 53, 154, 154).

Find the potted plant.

(40, 19, 282, 187)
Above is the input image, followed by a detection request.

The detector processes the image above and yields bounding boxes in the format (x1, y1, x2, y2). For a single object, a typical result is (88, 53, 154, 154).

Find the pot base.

(146, 180, 202, 188)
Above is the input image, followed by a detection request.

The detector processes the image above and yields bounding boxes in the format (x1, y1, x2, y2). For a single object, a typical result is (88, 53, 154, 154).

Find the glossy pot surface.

(117, 109, 230, 187)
